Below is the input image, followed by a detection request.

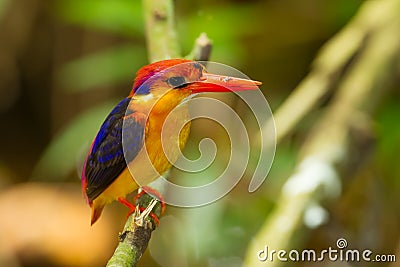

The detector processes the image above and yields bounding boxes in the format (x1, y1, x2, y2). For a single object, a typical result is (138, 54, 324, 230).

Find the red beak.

(191, 73, 262, 93)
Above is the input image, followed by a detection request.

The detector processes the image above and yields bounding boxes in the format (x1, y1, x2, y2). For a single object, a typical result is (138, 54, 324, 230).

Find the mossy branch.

(142, 0, 180, 62)
(106, 194, 163, 267)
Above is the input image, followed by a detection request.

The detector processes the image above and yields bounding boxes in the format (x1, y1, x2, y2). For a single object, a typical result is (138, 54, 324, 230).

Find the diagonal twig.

(244, 1, 400, 266)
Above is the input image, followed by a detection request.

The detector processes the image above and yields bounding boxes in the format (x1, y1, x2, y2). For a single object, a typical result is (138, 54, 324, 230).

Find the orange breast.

(129, 102, 191, 185)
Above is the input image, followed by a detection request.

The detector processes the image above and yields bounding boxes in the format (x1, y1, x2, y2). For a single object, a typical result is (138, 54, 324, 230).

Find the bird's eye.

(166, 76, 187, 88)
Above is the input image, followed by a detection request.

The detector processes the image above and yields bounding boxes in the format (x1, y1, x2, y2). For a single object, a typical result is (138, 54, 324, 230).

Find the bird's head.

(128, 59, 261, 114)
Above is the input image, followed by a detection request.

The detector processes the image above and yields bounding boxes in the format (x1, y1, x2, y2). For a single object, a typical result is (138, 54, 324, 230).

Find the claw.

(140, 186, 166, 215)
(118, 187, 165, 226)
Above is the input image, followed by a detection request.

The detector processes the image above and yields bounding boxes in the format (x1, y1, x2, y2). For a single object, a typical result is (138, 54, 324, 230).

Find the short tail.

(90, 199, 105, 225)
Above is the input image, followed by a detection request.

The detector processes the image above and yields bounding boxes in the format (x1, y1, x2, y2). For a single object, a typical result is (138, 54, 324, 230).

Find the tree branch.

(142, 0, 180, 62)
(106, 1, 214, 266)
(186, 32, 213, 61)
(105, 0, 181, 265)
(106, 194, 162, 267)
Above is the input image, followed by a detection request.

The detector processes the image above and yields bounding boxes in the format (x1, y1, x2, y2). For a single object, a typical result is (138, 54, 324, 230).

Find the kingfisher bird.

(82, 59, 261, 225)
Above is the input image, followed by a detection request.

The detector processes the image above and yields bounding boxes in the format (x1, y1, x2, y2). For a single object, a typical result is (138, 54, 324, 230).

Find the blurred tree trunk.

(105, 0, 212, 266)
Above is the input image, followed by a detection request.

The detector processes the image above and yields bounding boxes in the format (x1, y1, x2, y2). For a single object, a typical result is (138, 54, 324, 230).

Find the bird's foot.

(118, 197, 161, 225)
(118, 186, 165, 225)
(134, 186, 166, 215)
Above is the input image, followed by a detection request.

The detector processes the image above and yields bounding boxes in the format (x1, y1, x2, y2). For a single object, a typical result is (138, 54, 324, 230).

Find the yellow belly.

(98, 119, 191, 202)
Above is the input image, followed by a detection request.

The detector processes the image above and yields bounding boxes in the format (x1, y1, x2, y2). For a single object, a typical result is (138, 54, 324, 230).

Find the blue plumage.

(84, 97, 145, 201)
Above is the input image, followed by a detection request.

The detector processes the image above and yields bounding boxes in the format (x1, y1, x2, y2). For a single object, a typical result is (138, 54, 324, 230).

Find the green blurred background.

(0, 0, 399, 266)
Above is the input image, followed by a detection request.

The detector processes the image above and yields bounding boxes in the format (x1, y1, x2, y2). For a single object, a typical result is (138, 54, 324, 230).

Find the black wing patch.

(83, 97, 145, 201)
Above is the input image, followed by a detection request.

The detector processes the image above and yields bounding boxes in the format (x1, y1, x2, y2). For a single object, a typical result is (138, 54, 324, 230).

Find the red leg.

(118, 197, 160, 224)
(118, 187, 165, 225)
(146, 210, 160, 225)
(118, 197, 137, 218)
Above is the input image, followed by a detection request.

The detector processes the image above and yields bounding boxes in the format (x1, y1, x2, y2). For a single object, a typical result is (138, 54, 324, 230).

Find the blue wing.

(83, 97, 145, 201)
